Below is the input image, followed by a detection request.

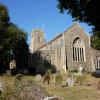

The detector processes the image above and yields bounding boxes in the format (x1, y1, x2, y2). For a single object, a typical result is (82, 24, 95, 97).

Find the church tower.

(30, 28, 45, 53)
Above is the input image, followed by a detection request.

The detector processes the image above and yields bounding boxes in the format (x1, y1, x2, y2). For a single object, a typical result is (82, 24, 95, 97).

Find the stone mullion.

(73, 47, 75, 61)
(82, 48, 84, 61)
(80, 48, 82, 61)
(75, 47, 77, 61)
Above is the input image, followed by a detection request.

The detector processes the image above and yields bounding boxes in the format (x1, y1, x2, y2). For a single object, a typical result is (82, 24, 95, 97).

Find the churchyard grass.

(0, 72, 100, 100)
(42, 73, 100, 100)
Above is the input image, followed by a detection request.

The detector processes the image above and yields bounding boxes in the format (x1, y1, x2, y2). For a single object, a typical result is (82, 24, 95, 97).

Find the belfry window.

(73, 37, 85, 62)
(38, 35, 41, 42)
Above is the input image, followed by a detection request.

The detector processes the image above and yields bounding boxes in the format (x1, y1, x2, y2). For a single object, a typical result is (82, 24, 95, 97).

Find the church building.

(29, 22, 100, 74)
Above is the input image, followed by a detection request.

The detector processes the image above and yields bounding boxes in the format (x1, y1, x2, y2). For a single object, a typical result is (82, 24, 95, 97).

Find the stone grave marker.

(66, 76, 74, 86)
(78, 64, 83, 76)
(77, 75, 87, 86)
(6, 70, 11, 76)
(15, 74, 23, 84)
(34, 74, 42, 82)
(43, 69, 51, 84)
(54, 71, 62, 88)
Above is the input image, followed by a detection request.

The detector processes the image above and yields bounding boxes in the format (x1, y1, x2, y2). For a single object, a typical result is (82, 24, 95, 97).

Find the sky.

(0, 0, 93, 44)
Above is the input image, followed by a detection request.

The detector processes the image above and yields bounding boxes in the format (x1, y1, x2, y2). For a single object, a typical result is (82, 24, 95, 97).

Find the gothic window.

(44, 54, 51, 68)
(73, 37, 85, 62)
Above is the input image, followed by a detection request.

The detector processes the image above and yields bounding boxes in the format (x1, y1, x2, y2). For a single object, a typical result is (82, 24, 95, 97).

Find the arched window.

(44, 54, 51, 68)
(73, 37, 85, 62)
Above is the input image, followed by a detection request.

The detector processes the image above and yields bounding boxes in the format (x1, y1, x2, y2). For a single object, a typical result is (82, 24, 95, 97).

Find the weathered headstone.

(78, 64, 83, 76)
(6, 70, 11, 76)
(23, 69, 29, 74)
(55, 71, 62, 88)
(77, 75, 87, 86)
(43, 69, 51, 84)
(34, 74, 42, 82)
(15, 74, 23, 84)
(0, 82, 3, 92)
(66, 75, 74, 86)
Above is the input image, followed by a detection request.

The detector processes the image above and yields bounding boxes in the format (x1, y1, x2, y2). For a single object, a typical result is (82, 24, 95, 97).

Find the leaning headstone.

(34, 74, 42, 82)
(15, 74, 23, 85)
(55, 71, 62, 88)
(43, 69, 51, 85)
(6, 70, 11, 76)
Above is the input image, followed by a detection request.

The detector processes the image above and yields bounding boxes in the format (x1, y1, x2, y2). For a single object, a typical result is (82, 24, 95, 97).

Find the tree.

(57, 0, 100, 34)
(0, 3, 29, 73)
(0, 3, 11, 72)
(91, 35, 100, 50)
(7, 23, 29, 69)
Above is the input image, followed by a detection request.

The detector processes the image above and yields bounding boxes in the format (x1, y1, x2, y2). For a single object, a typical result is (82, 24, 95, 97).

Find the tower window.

(38, 35, 41, 42)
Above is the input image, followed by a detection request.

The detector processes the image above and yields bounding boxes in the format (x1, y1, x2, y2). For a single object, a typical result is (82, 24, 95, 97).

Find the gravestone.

(77, 75, 87, 86)
(55, 71, 62, 88)
(6, 70, 11, 76)
(78, 64, 83, 76)
(43, 69, 51, 84)
(66, 75, 74, 86)
(0, 82, 3, 92)
(15, 74, 23, 84)
(34, 74, 42, 82)
(23, 69, 29, 75)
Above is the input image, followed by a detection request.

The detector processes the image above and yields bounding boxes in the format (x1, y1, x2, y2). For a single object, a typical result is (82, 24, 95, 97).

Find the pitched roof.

(34, 22, 81, 52)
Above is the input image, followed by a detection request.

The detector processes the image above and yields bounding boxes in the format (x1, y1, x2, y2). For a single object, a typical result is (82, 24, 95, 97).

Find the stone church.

(29, 22, 100, 74)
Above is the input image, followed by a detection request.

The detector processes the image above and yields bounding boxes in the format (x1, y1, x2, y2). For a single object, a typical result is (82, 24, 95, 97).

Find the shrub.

(69, 69, 78, 73)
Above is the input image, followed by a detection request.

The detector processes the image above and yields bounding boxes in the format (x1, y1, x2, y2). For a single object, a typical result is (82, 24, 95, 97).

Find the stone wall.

(30, 22, 100, 73)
